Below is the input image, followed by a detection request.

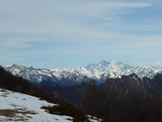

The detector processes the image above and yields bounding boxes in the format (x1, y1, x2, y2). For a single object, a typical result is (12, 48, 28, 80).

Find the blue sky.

(0, 0, 162, 68)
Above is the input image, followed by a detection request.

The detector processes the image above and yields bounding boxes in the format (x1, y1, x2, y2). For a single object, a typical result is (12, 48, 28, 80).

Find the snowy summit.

(4, 60, 162, 86)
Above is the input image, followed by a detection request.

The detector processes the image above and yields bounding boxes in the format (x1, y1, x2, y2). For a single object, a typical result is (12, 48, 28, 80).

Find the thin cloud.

(0, 1, 153, 48)
(0, 0, 161, 67)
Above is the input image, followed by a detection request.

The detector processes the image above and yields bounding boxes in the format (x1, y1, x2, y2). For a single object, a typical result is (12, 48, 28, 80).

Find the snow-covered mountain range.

(86, 60, 162, 79)
(4, 60, 162, 86)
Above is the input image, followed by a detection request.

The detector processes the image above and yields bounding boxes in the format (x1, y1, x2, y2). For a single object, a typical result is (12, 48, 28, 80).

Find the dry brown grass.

(0, 108, 37, 122)
(0, 89, 7, 92)
(41, 103, 88, 122)
(0, 109, 16, 117)
(0, 109, 37, 117)
(0, 89, 10, 97)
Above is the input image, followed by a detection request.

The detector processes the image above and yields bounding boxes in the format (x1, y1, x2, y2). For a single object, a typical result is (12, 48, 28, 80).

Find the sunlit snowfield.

(0, 89, 99, 122)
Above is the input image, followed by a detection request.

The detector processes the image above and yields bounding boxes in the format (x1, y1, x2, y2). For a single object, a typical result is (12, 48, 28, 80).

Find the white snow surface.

(86, 60, 162, 79)
(4, 64, 99, 85)
(0, 89, 72, 122)
(0, 89, 99, 122)
(4, 60, 162, 85)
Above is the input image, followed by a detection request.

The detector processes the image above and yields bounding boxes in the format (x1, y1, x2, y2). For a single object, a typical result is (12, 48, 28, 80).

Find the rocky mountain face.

(4, 60, 162, 87)
(50, 73, 162, 105)
(103, 73, 162, 97)
(3, 62, 162, 105)
(4, 64, 97, 87)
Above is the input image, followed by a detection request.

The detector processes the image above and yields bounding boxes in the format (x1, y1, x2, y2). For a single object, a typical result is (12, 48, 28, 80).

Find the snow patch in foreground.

(0, 89, 100, 122)
(0, 89, 72, 122)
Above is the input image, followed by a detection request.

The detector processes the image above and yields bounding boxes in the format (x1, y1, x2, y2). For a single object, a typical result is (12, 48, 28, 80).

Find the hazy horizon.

(3, 60, 162, 69)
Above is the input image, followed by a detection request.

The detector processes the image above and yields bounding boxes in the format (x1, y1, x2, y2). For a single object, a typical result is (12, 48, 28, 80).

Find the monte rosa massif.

(4, 60, 162, 87)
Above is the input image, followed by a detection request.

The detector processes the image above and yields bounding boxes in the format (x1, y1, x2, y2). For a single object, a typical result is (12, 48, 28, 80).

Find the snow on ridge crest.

(4, 60, 162, 85)
(4, 64, 99, 85)
(86, 60, 162, 79)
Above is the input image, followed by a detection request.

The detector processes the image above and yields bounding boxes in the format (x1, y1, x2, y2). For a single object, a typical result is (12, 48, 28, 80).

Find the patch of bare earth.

(0, 89, 8, 92)
(0, 89, 10, 97)
(0, 108, 37, 122)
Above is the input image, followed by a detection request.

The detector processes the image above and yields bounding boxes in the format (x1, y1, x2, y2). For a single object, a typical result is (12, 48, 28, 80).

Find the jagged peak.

(5, 64, 27, 69)
(3, 60, 162, 86)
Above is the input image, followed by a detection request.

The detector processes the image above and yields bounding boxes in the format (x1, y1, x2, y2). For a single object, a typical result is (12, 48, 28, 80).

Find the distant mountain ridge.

(86, 60, 162, 79)
(4, 60, 162, 86)
(4, 64, 98, 87)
